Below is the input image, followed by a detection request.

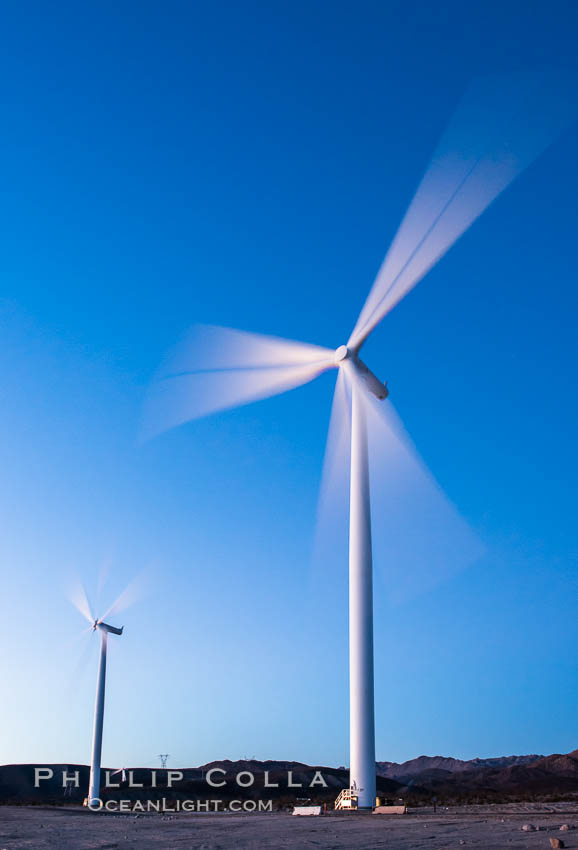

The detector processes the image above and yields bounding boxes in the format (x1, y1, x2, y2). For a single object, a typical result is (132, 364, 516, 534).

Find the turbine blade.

(309, 368, 351, 613)
(141, 325, 334, 441)
(312, 371, 482, 604)
(160, 324, 334, 372)
(313, 369, 351, 561)
(66, 578, 94, 625)
(358, 388, 484, 603)
(349, 71, 578, 348)
(99, 574, 144, 623)
(96, 554, 114, 610)
(68, 624, 94, 646)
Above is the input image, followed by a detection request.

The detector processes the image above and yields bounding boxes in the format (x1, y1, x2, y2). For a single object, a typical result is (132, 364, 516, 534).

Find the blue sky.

(0, 0, 577, 770)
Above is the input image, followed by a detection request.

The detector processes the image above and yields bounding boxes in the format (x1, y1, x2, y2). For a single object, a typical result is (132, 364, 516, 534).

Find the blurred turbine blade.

(69, 624, 94, 647)
(311, 371, 482, 605)
(66, 577, 94, 625)
(349, 71, 578, 348)
(359, 389, 484, 603)
(160, 324, 334, 372)
(309, 369, 352, 608)
(313, 368, 352, 559)
(322, 369, 352, 502)
(99, 574, 145, 623)
(141, 325, 334, 441)
(96, 554, 114, 609)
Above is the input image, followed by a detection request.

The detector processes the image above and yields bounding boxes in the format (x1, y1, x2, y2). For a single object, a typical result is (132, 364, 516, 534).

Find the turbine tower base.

(334, 788, 376, 811)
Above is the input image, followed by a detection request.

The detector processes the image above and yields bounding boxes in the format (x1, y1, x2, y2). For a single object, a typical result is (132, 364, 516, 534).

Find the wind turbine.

(86, 618, 123, 807)
(143, 72, 577, 809)
(69, 582, 130, 807)
(111, 765, 128, 783)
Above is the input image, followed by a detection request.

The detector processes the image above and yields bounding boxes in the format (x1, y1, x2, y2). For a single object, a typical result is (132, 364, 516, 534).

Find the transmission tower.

(63, 777, 76, 797)
(158, 753, 170, 769)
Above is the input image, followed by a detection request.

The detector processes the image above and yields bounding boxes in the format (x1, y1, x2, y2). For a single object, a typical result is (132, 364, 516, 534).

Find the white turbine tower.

(86, 619, 123, 807)
(69, 583, 129, 808)
(143, 72, 577, 809)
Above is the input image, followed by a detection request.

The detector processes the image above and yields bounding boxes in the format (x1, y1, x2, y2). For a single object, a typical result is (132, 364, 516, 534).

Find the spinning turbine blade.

(162, 324, 333, 371)
(312, 368, 351, 579)
(313, 369, 481, 604)
(359, 387, 484, 603)
(318, 369, 352, 513)
(350, 71, 578, 348)
(99, 575, 144, 623)
(141, 325, 334, 441)
(67, 578, 95, 625)
(96, 555, 114, 610)
(70, 625, 95, 643)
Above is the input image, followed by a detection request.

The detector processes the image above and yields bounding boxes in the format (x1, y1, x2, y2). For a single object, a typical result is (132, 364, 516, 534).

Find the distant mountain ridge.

(377, 753, 542, 780)
(2, 751, 577, 804)
(0, 760, 401, 806)
(376, 750, 578, 800)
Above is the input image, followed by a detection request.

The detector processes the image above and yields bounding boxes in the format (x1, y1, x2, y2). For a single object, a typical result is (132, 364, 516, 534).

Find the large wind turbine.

(143, 72, 577, 808)
(69, 584, 127, 808)
(86, 619, 123, 807)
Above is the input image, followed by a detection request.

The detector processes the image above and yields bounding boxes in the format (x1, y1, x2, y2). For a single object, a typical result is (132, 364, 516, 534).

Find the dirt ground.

(1, 803, 577, 849)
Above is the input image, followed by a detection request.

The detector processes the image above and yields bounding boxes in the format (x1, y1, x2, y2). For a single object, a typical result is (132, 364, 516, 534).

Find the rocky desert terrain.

(2, 802, 578, 849)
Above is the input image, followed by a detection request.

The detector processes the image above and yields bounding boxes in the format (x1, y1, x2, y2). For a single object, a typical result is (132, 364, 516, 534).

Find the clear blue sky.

(0, 0, 577, 770)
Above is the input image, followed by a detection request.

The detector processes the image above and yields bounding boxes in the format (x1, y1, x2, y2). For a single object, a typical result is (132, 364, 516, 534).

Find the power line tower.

(63, 777, 76, 798)
(158, 753, 170, 769)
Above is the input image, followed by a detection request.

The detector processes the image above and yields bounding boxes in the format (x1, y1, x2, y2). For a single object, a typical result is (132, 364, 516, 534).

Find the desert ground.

(0, 803, 577, 849)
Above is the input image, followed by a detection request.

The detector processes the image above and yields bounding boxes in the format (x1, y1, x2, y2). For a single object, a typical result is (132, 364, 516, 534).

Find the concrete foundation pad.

(292, 806, 323, 816)
(373, 805, 407, 815)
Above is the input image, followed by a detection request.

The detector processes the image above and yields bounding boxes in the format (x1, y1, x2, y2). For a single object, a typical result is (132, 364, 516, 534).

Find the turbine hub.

(334, 345, 349, 363)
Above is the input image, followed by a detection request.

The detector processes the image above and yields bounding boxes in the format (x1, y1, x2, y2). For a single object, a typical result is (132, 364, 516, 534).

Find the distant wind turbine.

(111, 765, 127, 783)
(143, 72, 577, 809)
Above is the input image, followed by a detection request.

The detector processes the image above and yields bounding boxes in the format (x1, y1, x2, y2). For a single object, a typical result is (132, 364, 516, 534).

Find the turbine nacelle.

(92, 620, 124, 636)
(334, 346, 389, 401)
